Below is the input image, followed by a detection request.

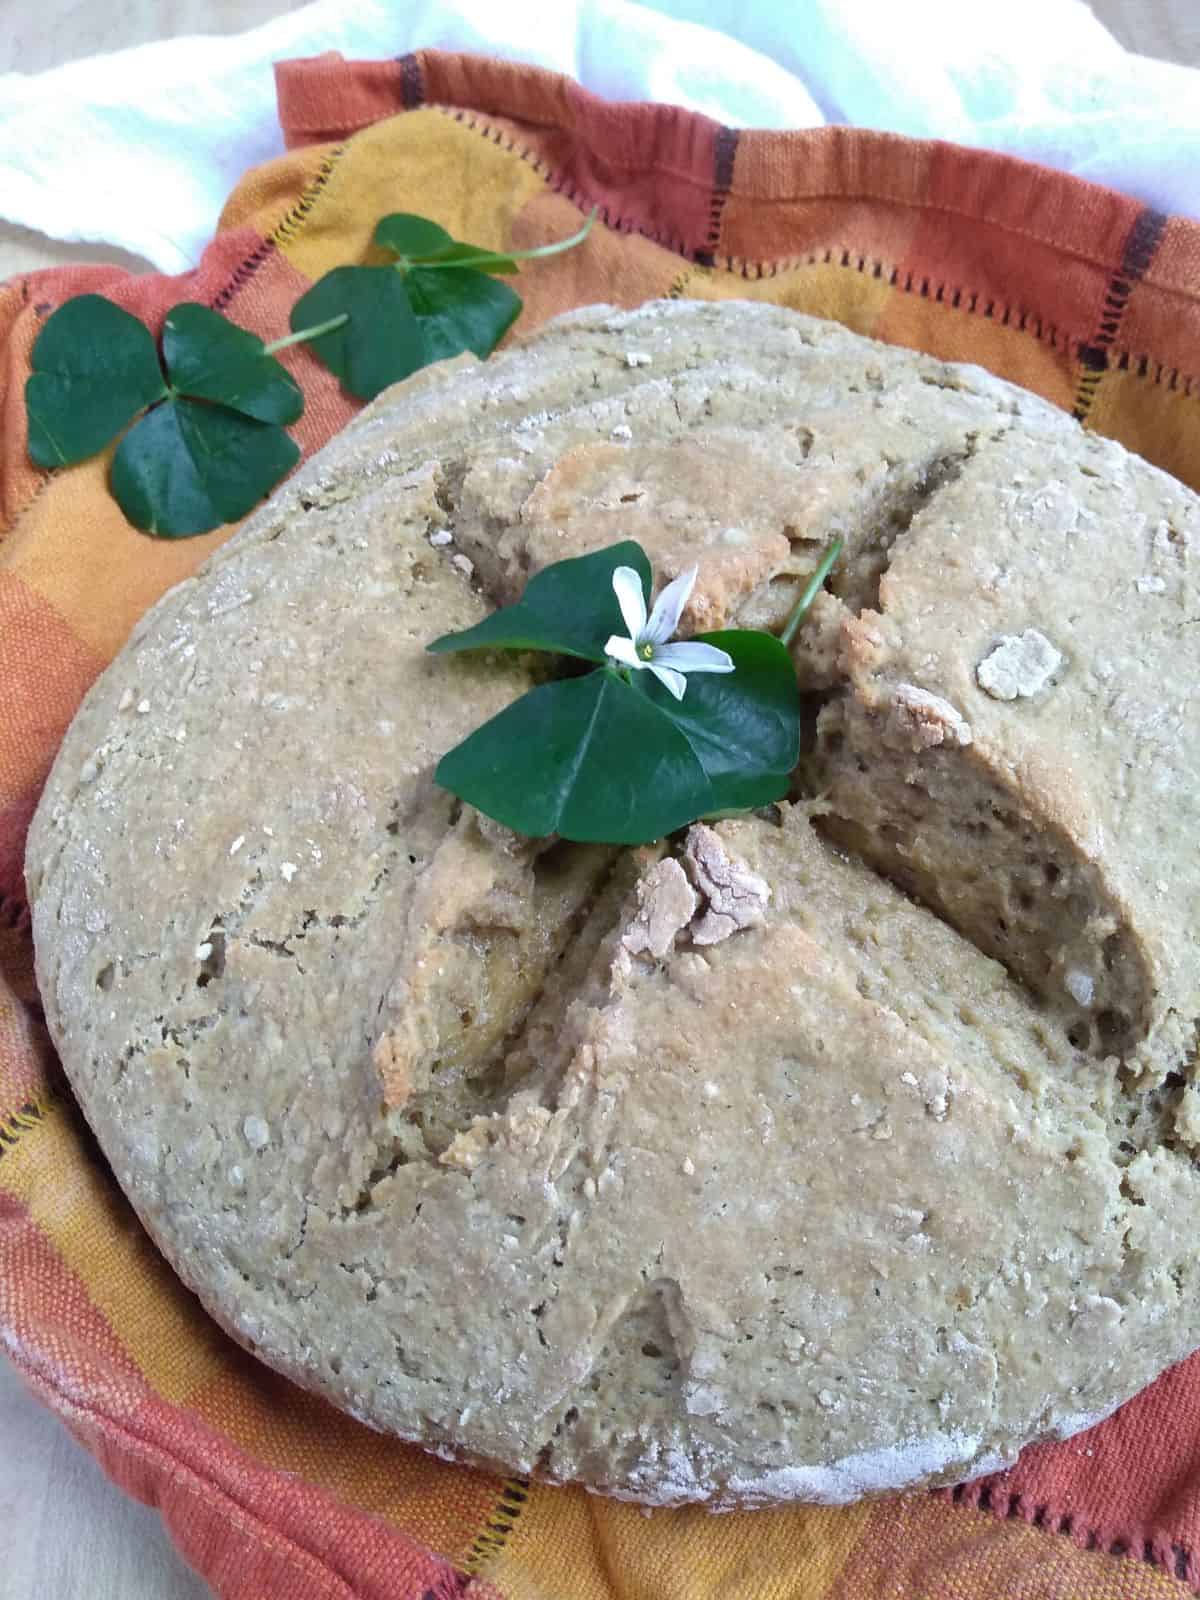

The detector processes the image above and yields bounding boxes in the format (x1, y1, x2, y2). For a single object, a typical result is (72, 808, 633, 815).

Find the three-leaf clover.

(290, 209, 595, 401)
(428, 544, 805, 844)
(24, 206, 599, 538)
(26, 296, 304, 537)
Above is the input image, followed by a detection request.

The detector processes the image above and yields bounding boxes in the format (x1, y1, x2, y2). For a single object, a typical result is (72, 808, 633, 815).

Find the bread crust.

(26, 301, 1200, 1507)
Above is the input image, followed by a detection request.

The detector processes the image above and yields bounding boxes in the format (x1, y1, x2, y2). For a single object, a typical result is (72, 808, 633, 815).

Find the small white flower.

(605, 565, 735, 701)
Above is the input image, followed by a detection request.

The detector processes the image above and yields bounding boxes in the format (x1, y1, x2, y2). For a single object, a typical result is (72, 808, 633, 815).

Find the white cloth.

(1, 0, 1198, 275)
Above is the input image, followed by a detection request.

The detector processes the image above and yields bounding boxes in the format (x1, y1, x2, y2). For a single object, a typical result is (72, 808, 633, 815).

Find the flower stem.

(780, 536, 844, 648)
(263, 313, 349, 355)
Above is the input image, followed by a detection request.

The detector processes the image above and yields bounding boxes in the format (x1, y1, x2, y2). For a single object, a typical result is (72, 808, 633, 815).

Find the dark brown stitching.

(706, 241, 1199, 399)
(1114, 348, 1200, 400)
(947, 1477, 1200, 1593)
(695, 126, 739, 269)
(269, 146, 348, 249)
(398, 52, 425, 110)
(713, 127, 738, 198)
(392, 83, 1199, 287)
(1123, 207, 1170, 279)
(206, 145, 347, 319)
(209, 239, 277, 314)
(0, 1092, 56, 1165)
(423, 98, 1200, 404)
(1071, 206, 1168, 422)
(462, 1475, 531, 1574)
(420, 1573, 471, 1600)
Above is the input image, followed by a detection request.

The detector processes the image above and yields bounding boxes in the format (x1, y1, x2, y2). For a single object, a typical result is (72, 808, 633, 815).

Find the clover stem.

(411, 206, 599, 273)
(779, 535, 844, 649)
(502, 205, 598, 260)
(263, 313, 350, 354)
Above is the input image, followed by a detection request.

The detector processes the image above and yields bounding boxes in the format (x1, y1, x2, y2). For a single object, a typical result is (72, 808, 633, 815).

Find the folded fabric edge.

(1, 1326, 488, 1600)
(273, 49, 1200, 301)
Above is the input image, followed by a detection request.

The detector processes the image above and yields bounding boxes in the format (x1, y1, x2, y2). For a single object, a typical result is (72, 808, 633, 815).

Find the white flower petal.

(644, 566, 698, 644)
(611, 566, 648, 642)
(648, 662, 688, 700)
(605, 634, 644, 670)
(653, 641, 735, 675)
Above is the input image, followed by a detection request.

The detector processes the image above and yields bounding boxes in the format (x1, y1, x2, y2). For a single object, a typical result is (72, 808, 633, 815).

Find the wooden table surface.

(1, 3, 1196, 1597)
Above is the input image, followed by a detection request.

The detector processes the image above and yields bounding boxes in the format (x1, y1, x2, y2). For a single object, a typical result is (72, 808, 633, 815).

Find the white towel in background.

(1, 0, 1197, 275)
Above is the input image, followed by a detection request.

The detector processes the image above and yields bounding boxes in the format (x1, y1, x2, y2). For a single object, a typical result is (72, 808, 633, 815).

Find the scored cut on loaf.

(25, 299, 1200, 1506)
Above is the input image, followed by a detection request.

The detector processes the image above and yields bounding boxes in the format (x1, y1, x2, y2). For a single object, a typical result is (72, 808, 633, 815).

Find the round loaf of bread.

(26, 300, 1200, 1506)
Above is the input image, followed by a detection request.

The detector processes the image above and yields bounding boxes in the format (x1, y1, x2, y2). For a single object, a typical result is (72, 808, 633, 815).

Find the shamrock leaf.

(111, 398, 299, 538)
(435, 669, 722, 844)
(26, 295, 167, 468)
(639, 628, 801, 807)
(25, 209, 597, 534)
(428, 542, 652, 663)
(287, 268, 424, 404)
(374, 213, 524, 271)
(374, 217, 520, 272)
(373, 210, 602, 275)
(373, 213, 458, 259)
(409, 242, 520, 274)
(162, 304, 303, 424)
(404, 268, 522, 364)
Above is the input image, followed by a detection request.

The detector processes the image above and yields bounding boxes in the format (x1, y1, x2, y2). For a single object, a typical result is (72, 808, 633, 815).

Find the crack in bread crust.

(812, 694, 1156, 1060)
(806, 420, 1198, 1083)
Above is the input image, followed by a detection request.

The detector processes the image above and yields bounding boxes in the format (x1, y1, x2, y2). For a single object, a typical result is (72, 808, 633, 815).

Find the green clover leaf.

(26, 295, 167, 468)
(404, 267, 523, 365)
(111, 397, 299, 539)
(372, 213, 458, 259)
(639, 628, 801, 807)
(435, 669, 723, 845)
(428, 542, 652, 663)
(286, 268, 425, 404)
(372, 209, 596, 275)
(373, 213, 523, 270)
(407, 241, 520, 274)
(162, 304, 303, 424)
(432, 631, 798, 844)
(26, 208, 598, 536)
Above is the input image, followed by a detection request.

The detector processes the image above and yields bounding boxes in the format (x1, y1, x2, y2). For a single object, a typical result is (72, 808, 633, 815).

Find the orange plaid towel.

(3, 48, 1200, 1600)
